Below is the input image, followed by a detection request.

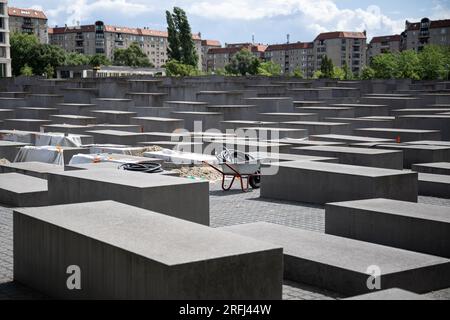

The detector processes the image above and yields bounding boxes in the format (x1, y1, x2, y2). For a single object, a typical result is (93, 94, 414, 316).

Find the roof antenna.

(287, 34, 290, 44)
(252, 33, 255, 44)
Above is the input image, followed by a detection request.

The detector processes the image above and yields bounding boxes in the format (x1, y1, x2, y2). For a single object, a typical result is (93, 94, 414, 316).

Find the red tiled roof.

(208, 47, 244, 55)
(407, 19, 450, 31)
(251, 45, 268, 53)
(266, 42, 314, 51)
(8, 7, 47, 20)
(202, 40, 221, 47)
(315, 31, 366, 41)
(370, 35, 401, 44)
(49, 23, 201, 40)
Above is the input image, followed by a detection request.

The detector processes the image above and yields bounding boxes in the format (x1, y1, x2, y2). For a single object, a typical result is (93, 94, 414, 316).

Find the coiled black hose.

(119, 162, 163, 174)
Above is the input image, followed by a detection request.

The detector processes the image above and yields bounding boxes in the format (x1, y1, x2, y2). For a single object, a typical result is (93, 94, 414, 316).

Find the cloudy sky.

(9, 0, 450, 44)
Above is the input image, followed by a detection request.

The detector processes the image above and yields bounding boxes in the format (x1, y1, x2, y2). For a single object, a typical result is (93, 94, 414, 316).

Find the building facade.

(367, 35, 401, 62)
(401, 18, 450, 52)
(264, 42, 314, 77)
(0, 0, 11, 77)
(314, 31, 367, 74)
(49, 21, 203, 69)
(8, 7, 48, 43)
(206, 43, 267, 71)
(201, 39, 221, 71)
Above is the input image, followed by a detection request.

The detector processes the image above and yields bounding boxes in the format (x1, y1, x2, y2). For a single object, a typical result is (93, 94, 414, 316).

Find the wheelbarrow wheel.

(249, 171, 261, 189)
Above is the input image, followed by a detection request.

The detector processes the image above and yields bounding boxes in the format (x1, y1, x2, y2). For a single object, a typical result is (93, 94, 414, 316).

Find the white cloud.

(46, 0, 155, 26)
(187, 0, 407, 39)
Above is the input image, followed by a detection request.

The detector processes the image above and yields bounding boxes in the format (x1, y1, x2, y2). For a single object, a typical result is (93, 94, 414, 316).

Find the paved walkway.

(1, 182, 449, 300)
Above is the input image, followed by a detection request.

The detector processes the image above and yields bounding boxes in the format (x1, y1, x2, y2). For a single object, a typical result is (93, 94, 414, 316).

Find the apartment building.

(367, 34, 401, 64)
(8, 7, 48, 43)
(264, 42, 314, 77)
(201, 39, 221, 71)
(314, 31, 367, 74)
(206, 43, 267, 71)
(0, 0, 11, 77)
(49, 21, 203, 69)
(401, 18, 450, 52)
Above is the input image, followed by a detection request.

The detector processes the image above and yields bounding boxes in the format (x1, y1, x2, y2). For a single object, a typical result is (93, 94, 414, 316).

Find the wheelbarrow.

(202, 148, 262, 192)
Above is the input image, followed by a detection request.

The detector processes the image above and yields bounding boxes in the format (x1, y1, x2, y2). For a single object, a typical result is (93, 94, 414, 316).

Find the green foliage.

(113, 42, 153, 67)
(397, 50, 421, 80)
(319, 55, 334, 78)
(291, 67, 304, 79)
(35, 44, 66, 76)
(165, 60, 201, 76)
(258, 61, 282, 76)
(342, 62, 354, 80)
(10, 33, 39, 76)
(370, 53, 398, 79)
(225, 49, 260, 76)
(361, 66, 376, 80)
(64, 52, 90, 66)
(166, 7, 199, 67)
(20, 64, 33, 76)
(312, 70, 323, 79)
(89, 54, 111, 67)
(44, 64, 55, 79)
(332, 66, 345, 80)
(418, 45, 449, 80)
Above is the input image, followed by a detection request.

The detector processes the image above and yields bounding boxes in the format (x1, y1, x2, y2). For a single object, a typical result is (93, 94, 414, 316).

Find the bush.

(165, 60, 201, 76)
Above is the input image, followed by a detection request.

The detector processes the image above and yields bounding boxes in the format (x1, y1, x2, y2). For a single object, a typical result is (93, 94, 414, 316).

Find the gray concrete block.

(0, 141, 29, 161)
(90, 110, 137, 125)
(57, 103, 97, 116)
(258, 113, 319, 122)
(164, 101, 208, 112)
(261, 161, 418, 204)
(220, 120, 278, 131)
(330, 104, 390, 117)
(126, 92, 168, 107)
(221, 222, 450, 295)
(131, 117, 184, 133)
(395, 115, 450, 141)
(369, 144, 450, 168)
(92, 98, 134, 111)
(3, 119, 52, 132)
(42, 124, 95, 135)
(325, 117, 394, 130)
(27, 94, 64, 107)
(282, 121, 351, 135)
(244, 97, 294, 113)
(86, 130, 146, 145)
(418, 173, 450, 198)
(326, 198, 450, 258)
(14, 201, 282, 299)
(0, 173, 48, 207)
(50, 115, 97, 126)
(47, 169, 210, 225)
(170, 111, 223, 131)
(238, 127, 308, 140)
(0, 97, 27, 108)
(296, 107, 355, 120)
(345, 289, 431, 300)
(207, 105, 257, 121)
(292, 146, 403, 169)
(391, 108, 450, 117)
(354, 128, 442, 142)
(412, 162, 450, 175)
(15, 107, 59, 120)
(0, 109, 15, 120)
(0, 161, 64, 179)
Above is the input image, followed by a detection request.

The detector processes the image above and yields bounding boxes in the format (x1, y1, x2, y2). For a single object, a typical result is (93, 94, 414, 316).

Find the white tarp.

(69, 153, 149, 165)
(87, 145, 145, 156)
(143, 149, 219, 165)
(35, 133, 83, 147)
(14, 146, 64, 166)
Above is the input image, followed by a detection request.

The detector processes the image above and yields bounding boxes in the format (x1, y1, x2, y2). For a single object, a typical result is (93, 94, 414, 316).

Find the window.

(0, 63, 7, 78)
(0, 32, 5, 44)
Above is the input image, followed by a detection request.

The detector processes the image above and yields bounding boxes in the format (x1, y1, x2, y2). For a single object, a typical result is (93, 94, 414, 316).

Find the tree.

(64, 52, 90, 66)
(113, 42, 153, 67)
(166, 7, 199, 67)
(332, 66, 345, 80)
(319, 55, 334, 78)
(418, 45, 448, 80)
(164, 60, 201, 76)
(258, 61, 282, 76)
(225, 49, 260, 76)
(370, 53, 398, 79)
(89, 54, 111, 68)
(361, 66, 376, 80)
(291, 67, 304, 79)
(396, 50, 421, 80)
(35, 44, 66, 76)
(342, 62, 354, 80)
(10, 33, 39, 76)
(20, 64, 33, 76)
